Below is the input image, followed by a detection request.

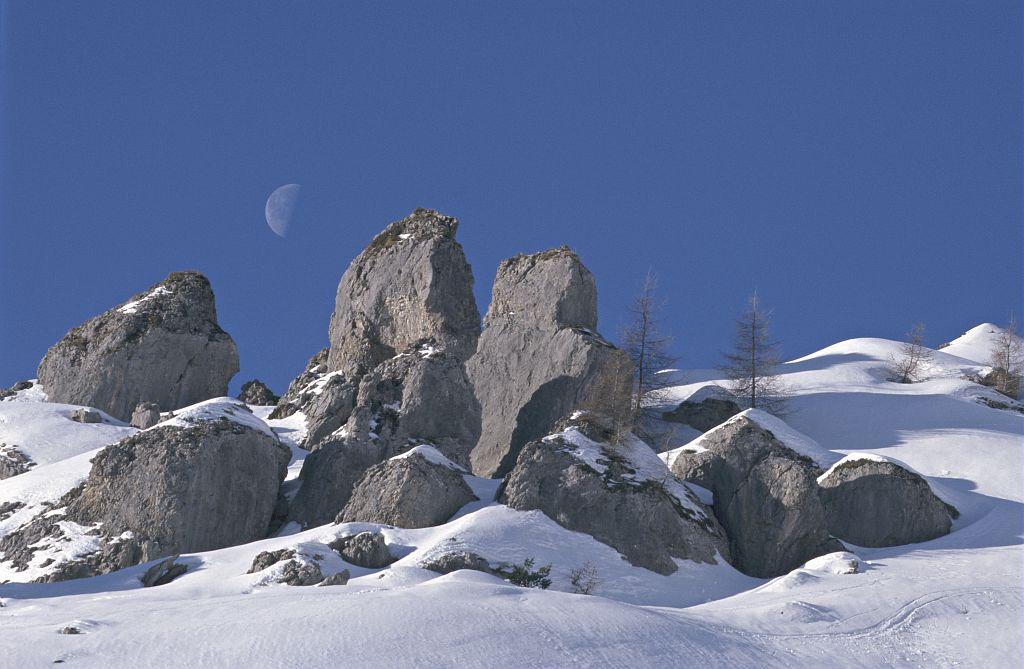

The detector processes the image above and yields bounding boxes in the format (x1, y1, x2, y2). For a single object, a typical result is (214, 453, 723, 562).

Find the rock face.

(269, 348, 330, 420)
(238, 380, 279, 406)
(669, 412, 842, 578)
(339, 447, 477, 529)
(0, 407, 289, 582)
(661, 385, 741, 432)
(818, 456, 958, 547)
(70, 408, 102, 424)
(130, 402, 161, 429)
(499, 413, 730, 575)
(468, 248, 628, 477)
(299, 374, 359, 448)
(37, 271, 239, 421)
(326, 209, 480, 377)
(288, 343, 481, 528)
(0, 444, 33, 480)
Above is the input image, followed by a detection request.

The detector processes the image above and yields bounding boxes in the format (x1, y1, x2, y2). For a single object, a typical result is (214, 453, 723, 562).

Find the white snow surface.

(938, 322, 1003, 365)
(117, 285, 172, 314)
(390, 444, 464, 471)
(161, 397, 276, 438)
(0, 324, 1021, 667)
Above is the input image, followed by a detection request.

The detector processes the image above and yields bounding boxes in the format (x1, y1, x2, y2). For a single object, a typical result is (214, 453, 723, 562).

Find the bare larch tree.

(988, 315, 1023, 399)
(621, 271, 677, 424)
(719, 293, 786, 414)
(888, 323, 933, 383)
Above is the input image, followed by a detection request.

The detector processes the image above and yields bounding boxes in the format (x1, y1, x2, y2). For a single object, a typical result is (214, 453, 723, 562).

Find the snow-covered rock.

(669, 410, 842, 577)
(661, 383, 742, 432)
(499, 413, 729, 575)
(36, 271, 239, 421)
(818, 453, 958, 547)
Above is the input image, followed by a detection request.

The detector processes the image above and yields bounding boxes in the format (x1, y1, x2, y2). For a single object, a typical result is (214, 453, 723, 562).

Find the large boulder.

(130, 402, 162, 429)
(269, 348, 330, 420)
(37, 271, 239, 421)
(499, 413, 730, 575)
(818, 454, 958, 547)
(667, 410, 842, 578)
(661, 384, 741, 432)
(0, 443, 33, 480)
(468, 248, 629, 477)
(339, 446, 477, 529)
(237, 380, 279, 406)
(288, 343, 481, 527)
(326, 209, 480, 377)
(0, 400, 289, 582)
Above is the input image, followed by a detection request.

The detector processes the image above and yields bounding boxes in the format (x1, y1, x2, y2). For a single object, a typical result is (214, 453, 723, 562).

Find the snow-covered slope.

(938, 322, 1003, 364)
(0, 326, 1021, 667)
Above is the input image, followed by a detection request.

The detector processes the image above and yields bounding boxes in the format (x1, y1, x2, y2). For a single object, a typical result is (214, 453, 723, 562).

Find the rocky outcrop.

(140, 556, 187, 587)
(37, 271, 239, 421)
(288, 343, 481, 528)
(326, 209, 480, 377)
(130, 402, 161, 429)
(468, 248, 629, 477)
(298, 374, 359, 448)
(70, 408, 102, 424)
(669, 411, 842, 578)
(419, 551, 497, 576)
(818, 455, 958, 547)
(238, 380, 279, 406)
(269, 348, 330, 420)
(499, 413, 729, 575)
(0, 444, 33, 480)
(0, 403, 289, 582)
(329, 531, 395, 568)
(661, 384, 741, 432)
(338, 446, 477, 529)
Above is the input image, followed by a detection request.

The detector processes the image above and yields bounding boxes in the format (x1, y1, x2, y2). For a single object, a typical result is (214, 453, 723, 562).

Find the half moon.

(265, 184, 301, 238)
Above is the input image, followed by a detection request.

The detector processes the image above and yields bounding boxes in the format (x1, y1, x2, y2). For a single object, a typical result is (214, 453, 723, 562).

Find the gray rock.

(140, 556, 187, 587)
(237, 380, 279, 406)
(70, 408, 102, 424)
(299, 373, 358, 449)
(318, 569, 351, 586)
(248, 549, 295, 573)
(669, 415, 842, 578)
(662, 385, 741, 432)
(338, 449, 477, 529)
(0, 416, 290, 583)
(288, 344, 481, 528)
(0, 444, 33, 480)
(277, 559, 324, 586)
(419, 551, 496, 576)
(37, 271, 239, 421)
(499, 413, 730, 575)
(130, 402, 161, 429)
(326, 209, 480, 377)
(329, 532, 395, 568)
(818, 458, 958, 547)
(269, 348, 330, 420)
(468, 248, 628, 477)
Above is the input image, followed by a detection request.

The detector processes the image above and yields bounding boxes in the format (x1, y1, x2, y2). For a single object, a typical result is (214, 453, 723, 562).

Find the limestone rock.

(37, 271, 239, 421)
(318, 569, 350, 586)
(269, 348, 330, 420)
(669, 411, 842, 578)
(140, 556, 187, 587)
(237, 380, 279, 406)
(818, 455, 958, 547)
(70, 408, 102, 424)
(0, 444, 33, 480)
(326, 209, 480, 376)
(248, 549, 295, 573)
(419, 551, 496, 576)
(288, 344, 481, 528)
(468, 248, 628, 477)
(130, 402, 161, 429)
(329, 531, 395, 568)
(661, 384, 741, 432)
(499, 413, 730, 575)
(338, 447, 477, 529)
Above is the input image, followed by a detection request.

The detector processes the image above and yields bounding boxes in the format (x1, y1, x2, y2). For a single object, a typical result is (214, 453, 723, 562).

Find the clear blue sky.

(2, 1, 1021, 394)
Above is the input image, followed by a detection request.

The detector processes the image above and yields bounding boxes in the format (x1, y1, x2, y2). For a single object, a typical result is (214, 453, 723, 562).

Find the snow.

(0, 323, 1021, 667)
(390, 444, 464, 470)
(117, 285, 172, 314)
(938, 322, 1003, 365)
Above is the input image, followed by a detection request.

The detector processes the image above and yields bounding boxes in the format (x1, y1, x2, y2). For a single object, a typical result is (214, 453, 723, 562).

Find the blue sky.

(1, 1, 1021, 394)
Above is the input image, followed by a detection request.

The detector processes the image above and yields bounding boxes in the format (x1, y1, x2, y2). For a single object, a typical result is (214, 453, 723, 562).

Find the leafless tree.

(719, 293, 786, 414)
(621, 271, 677, 422)
(569, 561, 601, 595)
(578, 351, 635, 445)
(988, 315, 1023, 399)
(888, 323, 933, 384)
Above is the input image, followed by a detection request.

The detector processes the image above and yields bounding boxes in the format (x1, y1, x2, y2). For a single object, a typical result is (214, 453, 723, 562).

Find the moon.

(265, 184, 301, 237)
